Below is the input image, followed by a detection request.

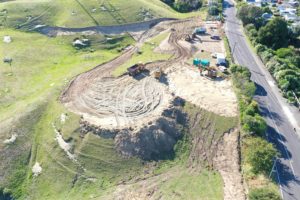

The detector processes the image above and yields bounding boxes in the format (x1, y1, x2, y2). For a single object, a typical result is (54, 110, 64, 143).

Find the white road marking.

(275, 164, 284, 199)
(282, 106, 298, 129)
(268, 80, 275, 87)
(266, 103, 296, 179)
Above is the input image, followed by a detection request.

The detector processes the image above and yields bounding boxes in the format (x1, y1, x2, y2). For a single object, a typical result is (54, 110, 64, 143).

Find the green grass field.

(0, 29, 134, 121)
(0, 0, 205, 29)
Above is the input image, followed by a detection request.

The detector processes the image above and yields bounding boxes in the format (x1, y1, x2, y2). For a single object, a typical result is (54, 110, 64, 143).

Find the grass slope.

(0, 0, 204, 29)
(0, 29, 133, 120)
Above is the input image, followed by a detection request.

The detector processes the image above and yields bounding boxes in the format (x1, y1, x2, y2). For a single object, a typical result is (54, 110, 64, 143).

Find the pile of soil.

(80, 98, 187, 160)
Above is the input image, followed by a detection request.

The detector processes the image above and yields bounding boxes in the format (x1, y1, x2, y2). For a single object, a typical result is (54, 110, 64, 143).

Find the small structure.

(3, 36, 12, 43)
(193, 58, 210, 68)
(194, 27, 207, 35)
(216, 53, 226, 66)
(262, 13, 273, 20)
(3, 57, 12, 64)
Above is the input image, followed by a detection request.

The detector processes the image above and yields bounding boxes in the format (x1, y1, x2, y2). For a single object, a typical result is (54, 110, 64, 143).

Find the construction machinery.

(127, 63, 145, 76)
(185, 33, 197, 42)
(154, 67, 163, 79)
(206, 66, 218, 79)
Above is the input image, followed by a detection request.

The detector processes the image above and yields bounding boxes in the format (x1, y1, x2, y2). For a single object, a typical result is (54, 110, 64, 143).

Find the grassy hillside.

(0, 29, 133, 120)
(0, 0, 204, 29)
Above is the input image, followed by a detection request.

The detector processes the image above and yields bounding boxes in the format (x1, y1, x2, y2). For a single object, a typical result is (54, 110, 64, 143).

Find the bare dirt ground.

(67, 76, 172, 129)
(166, 65, 238, 117)
(214, 131, 246, 200)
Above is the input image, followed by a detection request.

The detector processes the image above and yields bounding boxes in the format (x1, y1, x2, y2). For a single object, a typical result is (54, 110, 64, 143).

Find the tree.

(237, 5, 263, 27)
(246, 137, 278, 175)
(242, 114, 267, 135)
(275, 48, 294, 58)
(249, 187, 281, 200)
(257, 17, 289, 49)
(174, 0, 202, 12)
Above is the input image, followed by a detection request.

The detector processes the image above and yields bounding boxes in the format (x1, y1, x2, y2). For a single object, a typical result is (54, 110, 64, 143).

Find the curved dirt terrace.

(38, 18, 176, 37)
(65, 75, 172, 129)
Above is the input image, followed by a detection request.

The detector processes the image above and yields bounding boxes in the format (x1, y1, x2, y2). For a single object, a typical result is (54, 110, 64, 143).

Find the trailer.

(127, 63, 145, 76)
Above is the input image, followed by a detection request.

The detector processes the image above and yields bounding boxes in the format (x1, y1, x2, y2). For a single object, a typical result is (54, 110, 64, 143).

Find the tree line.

(237, 3, 300, 104)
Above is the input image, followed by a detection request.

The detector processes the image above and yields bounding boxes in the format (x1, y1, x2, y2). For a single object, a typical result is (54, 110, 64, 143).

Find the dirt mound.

(115, 101, 187, 160)
(80, 98, 187, 160)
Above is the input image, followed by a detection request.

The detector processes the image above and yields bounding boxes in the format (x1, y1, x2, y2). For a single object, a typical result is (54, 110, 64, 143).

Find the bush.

(245, 23, 256, 32)
(243, 101, 259, 116)
(266, 58, 281, 73)
(174, 0, 202, 12)
(242, 114, 267, 135)
(259, 50, 274, 63)
(245, 137, 278, 175)
(249, 187, 281, 200)
(230, 65, 256, 101)
(208, 5, 219, 15)
(275, 48, 294, 58)
(248, 29, 258, 39)
(255, 44, 267, 54)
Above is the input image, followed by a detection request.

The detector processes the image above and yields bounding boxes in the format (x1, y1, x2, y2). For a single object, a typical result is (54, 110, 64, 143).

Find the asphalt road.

(223, 1, 300, 199)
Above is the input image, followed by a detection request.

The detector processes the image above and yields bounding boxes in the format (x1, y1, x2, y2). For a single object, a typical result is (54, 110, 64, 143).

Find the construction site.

(58, 17, 243, 200)
(61, 18, 237, 130)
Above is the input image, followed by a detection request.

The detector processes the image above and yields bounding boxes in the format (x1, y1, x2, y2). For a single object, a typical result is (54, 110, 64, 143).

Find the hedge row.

(230, 64, 280, 199)
(245, 23, 300, 104)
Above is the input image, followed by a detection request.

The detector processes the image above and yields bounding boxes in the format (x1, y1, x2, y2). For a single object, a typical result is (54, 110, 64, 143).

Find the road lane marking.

(282, 106, 298, 130)
(266, 103, 296, 179)
(275, 164, 284, 199)
(268, 80, 275, 87)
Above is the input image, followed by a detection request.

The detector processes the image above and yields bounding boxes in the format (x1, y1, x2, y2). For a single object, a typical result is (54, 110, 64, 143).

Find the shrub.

(275, 48, 294, 58)
(255, 44, 267, 54)
(259, 50, 274, 63)
(174, 0, 202, 12)
(248, 29, 258, 39)
(242, 114, 267, 135)
(245, 137, 278, 174)
(208, 5, 219, 15)
(249, 187, 281, 200)
(245, 23, 256, 32)
(243, 101, 259, 116)
(266, 58, 281, 73)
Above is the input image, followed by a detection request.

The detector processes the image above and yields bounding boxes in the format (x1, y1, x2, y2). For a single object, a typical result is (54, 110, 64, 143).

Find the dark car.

(211, 35, 221, 40)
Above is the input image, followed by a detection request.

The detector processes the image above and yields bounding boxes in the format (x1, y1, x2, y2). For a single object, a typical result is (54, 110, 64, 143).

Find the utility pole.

(269, 157, 278, 179)
(292, 91, 300, 111)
